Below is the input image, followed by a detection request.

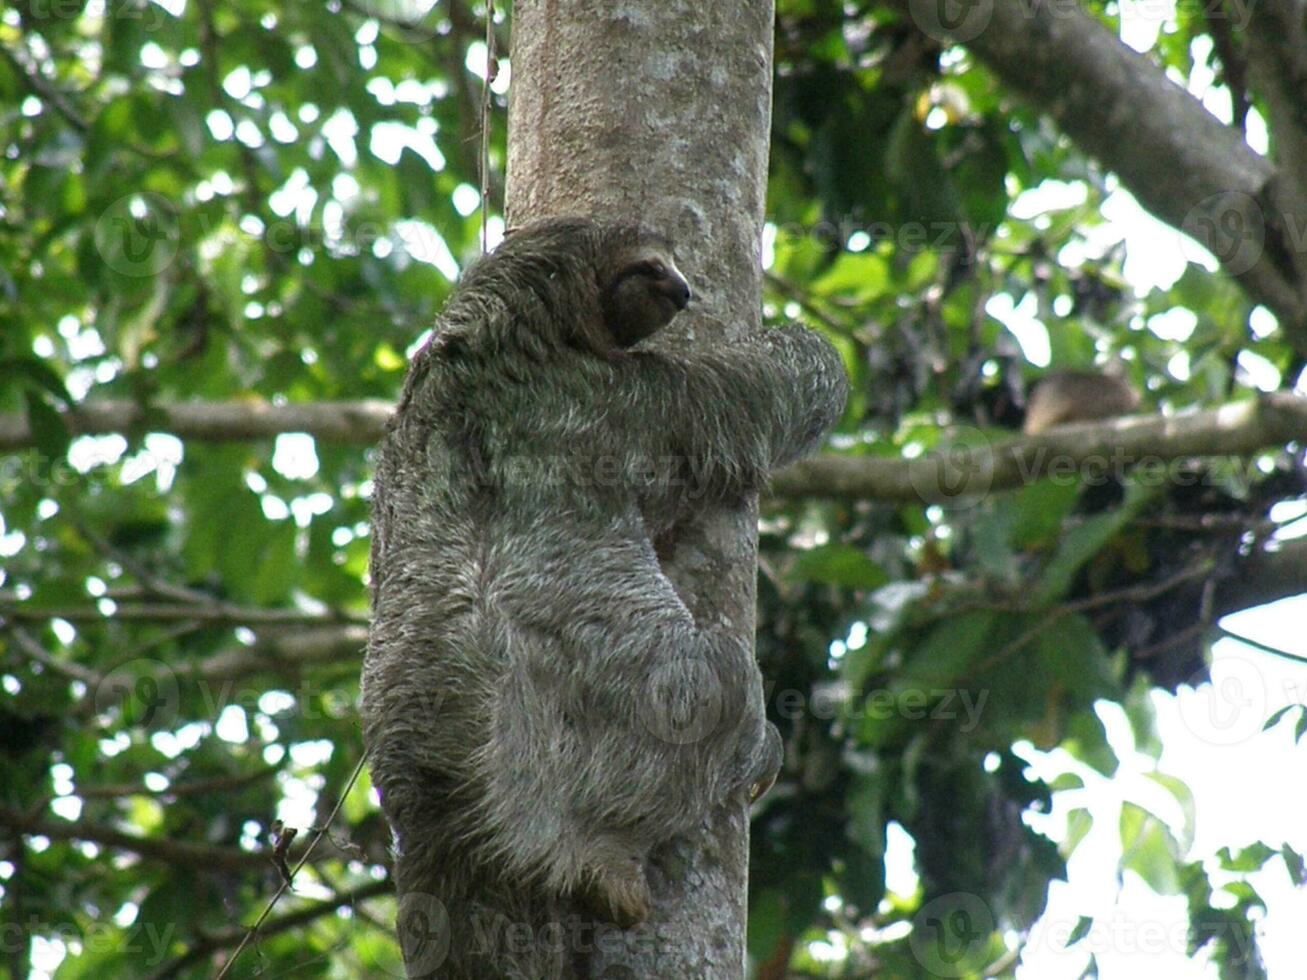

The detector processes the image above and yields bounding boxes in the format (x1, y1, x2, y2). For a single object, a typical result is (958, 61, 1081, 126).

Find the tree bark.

(505, 1, 775, 975)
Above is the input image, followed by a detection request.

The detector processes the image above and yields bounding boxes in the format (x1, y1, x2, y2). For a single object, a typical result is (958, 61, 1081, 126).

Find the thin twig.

(213, 755, 368, 979)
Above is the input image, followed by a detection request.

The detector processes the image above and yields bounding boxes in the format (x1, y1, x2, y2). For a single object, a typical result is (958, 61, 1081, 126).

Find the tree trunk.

(505, 1, 776, 976)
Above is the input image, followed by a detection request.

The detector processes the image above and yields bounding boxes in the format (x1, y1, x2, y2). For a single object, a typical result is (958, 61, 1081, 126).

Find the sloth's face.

(601, 247, 691, 348)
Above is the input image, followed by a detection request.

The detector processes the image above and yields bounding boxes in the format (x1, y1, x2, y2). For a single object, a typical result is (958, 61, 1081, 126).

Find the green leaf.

(788, 544, 888, 589)
(895, 609, 999, 691)
(1066, 916, 1094, 945)
(247, 518, 299, 604)
(1283, 845, 1306, 886)
(1036, 484, 1158, 603)
(0, 357, 73, 404)
(23, 391, 71, 459)
(1119, 803, 1181, 894)
(746, 888, 788, 963)
(1262, 704, 1296, 731)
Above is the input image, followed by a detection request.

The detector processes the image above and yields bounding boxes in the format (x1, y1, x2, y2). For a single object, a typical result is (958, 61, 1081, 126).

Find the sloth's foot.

(578, 859, 651, 929)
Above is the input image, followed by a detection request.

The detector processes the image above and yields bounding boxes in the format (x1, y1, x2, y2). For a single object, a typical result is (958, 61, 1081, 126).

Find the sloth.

(1022, 369, 1140, 434)
(362, 216, 847, 977)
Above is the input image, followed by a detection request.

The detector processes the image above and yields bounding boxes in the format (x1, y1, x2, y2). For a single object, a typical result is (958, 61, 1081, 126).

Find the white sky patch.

(761, 222, 777, 269)
(0, 523, 25, 559)
(272, 433, 320, 480)
(369, 119, 445, 170)
(883, 821, 917, 898)
(452, 183, 481, 217)
(1166, 350, 1191, 382)
(290, 492, 334, 527)
(235, 119, 264, 148)
(277, 773, 319, 830)
(269, 110, 298, 143)
(1235, 349, 1281, 391)
(394, 219, 461, 280)
(1118, 0, 1175, 53)
(261, 495, 290, 521)
(259, 690, 296, 714)
(215, 706, 249, 744)
(69, 434, 128, 473)
(1147, 308, 1197, 343)
(986, 292, 1050, 366)
(1248, 306, 1277, 339)
(1101, 187, 1196, 291)
(1269, 500, 1307, 541)
(205, 109, 234, 141)
(1010, 179, 1088, 220)
(465, 41, 509, 95)
(290, 739, 335, 768)
(1245, 107, 1270, 155)
(332, 172, 361, 203)
(51, 796, 82, 822)
(322, 109, 359, 168)
(269, 168, 317, 225)
(222, 66, 253, 100)
(139, 41, 169, 70)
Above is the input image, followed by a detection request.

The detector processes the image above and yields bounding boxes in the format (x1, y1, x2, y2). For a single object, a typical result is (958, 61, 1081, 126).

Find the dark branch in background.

(162, 624, 368, 682)
(146, 878, 392, 980)
(771, 393, 1307, 501)
(1215, 536, 1307, 616)
(886, 0, 1307, 349)
(0, 601, 362, 626)
(2, 394, 1305, 502)
(5, 618, 366, 694)
(0, 42, 88, 132)
(0, 805, 367, 873)
(0, 399, 393, 448)
(0, 807, 277, 873)
(1204, 2, 1250, 128)
(1242, 0, 1307, 294)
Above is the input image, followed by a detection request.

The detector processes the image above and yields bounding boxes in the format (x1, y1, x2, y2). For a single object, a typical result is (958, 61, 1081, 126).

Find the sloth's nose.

(668, 274, 691, 309)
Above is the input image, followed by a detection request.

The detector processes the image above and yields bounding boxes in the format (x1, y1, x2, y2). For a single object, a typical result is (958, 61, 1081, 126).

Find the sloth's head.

(598, 239, 691, 348)
(493, 217, 692, 352)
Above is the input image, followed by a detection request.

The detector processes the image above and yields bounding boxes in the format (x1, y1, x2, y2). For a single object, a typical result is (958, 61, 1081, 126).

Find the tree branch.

(770, 393, 1307, 502)
(1242, 0, 1307, 296)
(0, 601, 362, 627)
(4, 394, 1305, 506)
(0, 399, 393, 450)
(147, 878, 392, 980)
(886, 0, 1307, 347)
(0, 807, 275, 873)
(160, 624, 369, 684)
(1215, 536, 1307, 616)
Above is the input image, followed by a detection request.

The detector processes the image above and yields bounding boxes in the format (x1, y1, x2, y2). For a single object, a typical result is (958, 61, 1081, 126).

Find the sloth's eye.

(634, 260, 667, 278)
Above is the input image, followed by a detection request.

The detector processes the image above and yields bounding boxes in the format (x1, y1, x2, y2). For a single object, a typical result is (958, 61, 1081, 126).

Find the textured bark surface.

(506, 1, 776, 976)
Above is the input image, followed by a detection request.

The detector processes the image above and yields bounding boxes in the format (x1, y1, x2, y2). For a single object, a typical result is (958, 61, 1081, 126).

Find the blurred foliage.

(1, 0, 1304, 977)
